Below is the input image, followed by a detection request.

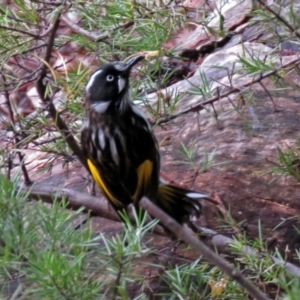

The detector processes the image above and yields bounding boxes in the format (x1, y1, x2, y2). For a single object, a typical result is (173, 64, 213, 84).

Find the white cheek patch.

(86, 69, 102, 92)
(118, 76, 125, 93)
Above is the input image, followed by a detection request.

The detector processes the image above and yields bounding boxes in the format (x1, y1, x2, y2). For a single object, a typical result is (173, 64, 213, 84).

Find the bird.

(81, 54, 209, 226)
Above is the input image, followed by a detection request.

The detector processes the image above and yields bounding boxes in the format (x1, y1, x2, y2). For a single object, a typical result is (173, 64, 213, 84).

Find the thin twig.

(157, 56, 300, 125)
(258, 80, 278, 112)
(61, 15, 135, 43)
(35, 14, 88, 170)
(61, 15, 109, 42)
(2, 75, 32, 185)
(257, 0, 300, 40)
(20, 43, 47, 55)
(0, 25, 38, 38)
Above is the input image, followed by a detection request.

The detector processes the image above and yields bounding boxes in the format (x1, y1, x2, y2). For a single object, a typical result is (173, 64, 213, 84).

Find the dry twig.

(140, 197, 270, 300)
(35, 14, 88, 170)
(158, 56, 300, 125)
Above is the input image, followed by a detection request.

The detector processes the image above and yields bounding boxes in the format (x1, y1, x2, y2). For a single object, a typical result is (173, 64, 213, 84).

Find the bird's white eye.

(106, 75, 114, 82)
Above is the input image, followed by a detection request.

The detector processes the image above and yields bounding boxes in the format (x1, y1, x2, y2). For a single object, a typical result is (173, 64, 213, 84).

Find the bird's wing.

(132, 159, 153, 203)
(87, 158, 126, 210)
(121, 116, 160, 203)
(81, 112, 160, 210)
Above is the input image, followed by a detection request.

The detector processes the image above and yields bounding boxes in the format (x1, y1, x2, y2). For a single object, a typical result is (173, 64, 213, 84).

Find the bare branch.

(21, 184, 119, 221)
(61, 15, 134, 43)
(0, 25, 38, 38)
(35, 14, 88, 170)
(19, 183, 300, 279)
(19, 183, 166, 236)
(257, 0, 300, 40)
(39, 15, 61, 79)
(139, 197, 271, 300)
(197, 226, 300, 278)
(61, 15, 109, 42)
(158, 56, 300, 125)
(2, 75, 32, 185)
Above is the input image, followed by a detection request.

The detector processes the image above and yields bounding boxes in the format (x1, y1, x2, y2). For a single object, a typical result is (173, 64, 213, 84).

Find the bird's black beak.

(124, 55, 144, 72)
(116, 55, 144, 94)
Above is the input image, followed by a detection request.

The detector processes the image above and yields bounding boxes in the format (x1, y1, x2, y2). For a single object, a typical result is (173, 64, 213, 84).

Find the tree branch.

(139, 197, 271, 300)
(158, 56, 300, 125)
(257, 0, 300, 40)
(2, 74, 32, 185)
(35, 14, 88, 170)
(61, 15, 134, 43)
(0, 25, 38, 38)
(19, 184, 300, 279)
(61, 15, 109, 42)
(21, 184, 119, 221)
(19, 183, 165, 236)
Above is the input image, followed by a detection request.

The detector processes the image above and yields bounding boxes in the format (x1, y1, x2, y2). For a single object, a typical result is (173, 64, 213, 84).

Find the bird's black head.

(85, 55, 144, 109)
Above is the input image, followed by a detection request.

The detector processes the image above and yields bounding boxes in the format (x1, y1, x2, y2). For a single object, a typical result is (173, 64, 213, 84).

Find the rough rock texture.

(150, 42, 300, 254)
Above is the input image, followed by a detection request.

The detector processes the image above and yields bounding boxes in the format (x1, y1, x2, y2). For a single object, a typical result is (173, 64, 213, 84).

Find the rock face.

(150, 42, 300, 253)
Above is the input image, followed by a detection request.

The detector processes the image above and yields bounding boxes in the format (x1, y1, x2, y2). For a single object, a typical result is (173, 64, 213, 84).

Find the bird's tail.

(156, 183, 209, 224)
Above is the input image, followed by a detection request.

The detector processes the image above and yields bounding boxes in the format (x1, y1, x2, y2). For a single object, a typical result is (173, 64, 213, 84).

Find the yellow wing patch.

(133, 160, 153, 203)
(87, 159, 122, 207)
